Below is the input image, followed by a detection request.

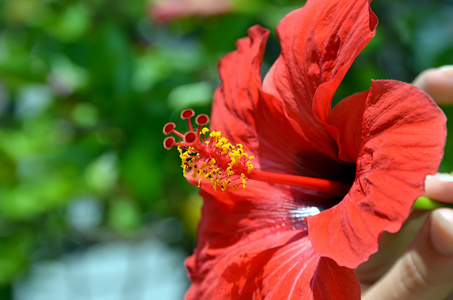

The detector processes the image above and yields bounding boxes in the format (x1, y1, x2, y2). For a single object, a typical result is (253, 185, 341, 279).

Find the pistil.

(249, 170, 350, 196)
(164, 109, 350, 196)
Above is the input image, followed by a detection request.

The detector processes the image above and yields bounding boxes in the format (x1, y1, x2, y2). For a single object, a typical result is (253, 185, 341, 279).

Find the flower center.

(163, 109, 350, 196)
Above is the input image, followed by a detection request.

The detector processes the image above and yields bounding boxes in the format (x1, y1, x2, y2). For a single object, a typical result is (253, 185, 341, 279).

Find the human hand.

(356, 66, 453, 300)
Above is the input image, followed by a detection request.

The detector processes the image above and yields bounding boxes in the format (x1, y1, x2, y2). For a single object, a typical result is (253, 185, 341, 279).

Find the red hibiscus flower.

(164, 0, 446, 298)
(149, 0, 232, 21)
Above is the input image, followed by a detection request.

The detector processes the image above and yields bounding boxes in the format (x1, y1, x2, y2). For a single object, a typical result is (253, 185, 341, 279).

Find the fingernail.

(439, 209, 453, 224)
(439, 65, 453, 70)
(431, 209, 453, 256)
(432, 173, 453, 182)
(439, 65, 453, 75)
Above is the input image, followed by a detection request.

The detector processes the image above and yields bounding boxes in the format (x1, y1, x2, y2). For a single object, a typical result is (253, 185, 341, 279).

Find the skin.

(356, 67, 453, 300)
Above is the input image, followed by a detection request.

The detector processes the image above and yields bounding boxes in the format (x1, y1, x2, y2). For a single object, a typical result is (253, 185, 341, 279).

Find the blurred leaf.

(43, 4, 90, 42)
(49, 55, 88, 94)
(168, 81, 213, 110)
(179, 193, 202, 237)
(0, 149, 17, 187)
(440, 105, 453, 172)
(71, 102, 99, 128)
(107, 198, 142, 234)
(0, 173, 72, 220)
(85, 152, 118, 196)
(200, 14, 256, 53)
(0, 233, 32, 285)
(0, 0, 46, 24)
(16, 85, 53, 120)
(121, 142, 162, 202)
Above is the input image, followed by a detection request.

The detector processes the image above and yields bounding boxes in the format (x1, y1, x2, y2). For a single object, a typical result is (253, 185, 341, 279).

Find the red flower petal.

(212, 0, 379, 177)
(186, 186, 361, 299)
(307, 80, 446, 268)
(212, 25, 354, 178)
(262, 0, 377, 160)
(182, 0, 447, 297)
(311, 257, 361, 299)
(210, 25, 268, 155)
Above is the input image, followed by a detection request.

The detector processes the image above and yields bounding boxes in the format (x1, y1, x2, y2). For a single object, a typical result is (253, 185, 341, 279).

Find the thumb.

(412, 66, 453, 105)
(363, 209, 453, 300)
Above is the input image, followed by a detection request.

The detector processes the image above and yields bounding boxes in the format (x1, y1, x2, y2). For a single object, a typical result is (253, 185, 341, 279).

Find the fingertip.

(424, 173, 453, 203)
(431, 209, 453, 256)
(363, 209, 453, 300)
(413, 66, 453, 105)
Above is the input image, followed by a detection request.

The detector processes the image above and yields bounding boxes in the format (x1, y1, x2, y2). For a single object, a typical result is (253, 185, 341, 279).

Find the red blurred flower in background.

(149, 0, 232, 21)
(171, 0, 446, 298)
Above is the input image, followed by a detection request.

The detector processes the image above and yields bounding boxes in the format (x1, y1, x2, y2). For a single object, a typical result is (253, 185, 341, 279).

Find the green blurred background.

(0, 0, 452, 299)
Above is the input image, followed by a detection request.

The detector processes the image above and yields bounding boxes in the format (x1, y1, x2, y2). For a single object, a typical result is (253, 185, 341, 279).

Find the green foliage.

(0, 0, 452, 294)
(440, 105, 453, 172)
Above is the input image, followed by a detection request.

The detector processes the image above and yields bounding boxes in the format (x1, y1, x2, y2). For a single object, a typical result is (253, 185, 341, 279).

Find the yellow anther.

(249, 156, 254, 160)
(226, 167, 235, 176)
(177, 128, 256, 192)
(241, 173, 247, 189)
(215, 137, 227, 149)
(221, 179, 230, 191)
(247, 161, 254, 173)
(209, 131, 221, 140)
(236, 144, 244, 154)
(211, 178, 221, 191)
(221, 143, 231, 155)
